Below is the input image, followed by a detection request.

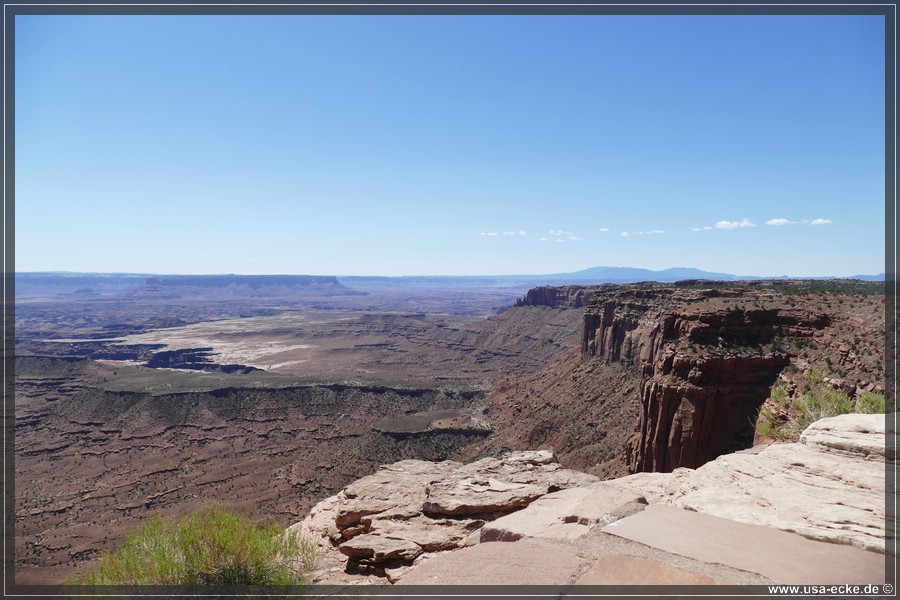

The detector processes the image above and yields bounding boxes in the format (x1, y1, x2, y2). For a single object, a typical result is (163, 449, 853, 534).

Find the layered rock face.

(580, 284, 869, 472)
(515, 285, 601, 309)
(460, 281, 883, 480)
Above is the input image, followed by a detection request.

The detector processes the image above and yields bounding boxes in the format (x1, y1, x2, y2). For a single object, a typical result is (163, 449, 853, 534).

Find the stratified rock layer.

(580, 284, 883, 472)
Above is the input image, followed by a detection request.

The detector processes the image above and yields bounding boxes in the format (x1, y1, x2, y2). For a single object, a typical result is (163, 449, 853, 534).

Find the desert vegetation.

(755, 370, 886, 441)
(70, 506, 317, 587)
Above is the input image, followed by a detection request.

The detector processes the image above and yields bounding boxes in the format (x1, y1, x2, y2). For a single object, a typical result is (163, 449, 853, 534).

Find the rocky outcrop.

(288, 450, 597, 582)
(292, 413, 889, 586)
(580, 284, 879, 472)
(516, 285, 601, 309)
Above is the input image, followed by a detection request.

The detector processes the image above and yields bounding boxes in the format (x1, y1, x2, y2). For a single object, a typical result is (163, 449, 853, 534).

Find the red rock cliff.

(516, 286, 602, 309)
(581, 284, 833, 472)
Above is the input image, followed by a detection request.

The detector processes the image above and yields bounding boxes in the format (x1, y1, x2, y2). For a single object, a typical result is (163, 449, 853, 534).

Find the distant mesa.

(340, 267, 885, 291)
(14, 269, 884, 302)
(132, 274, 368, 299)
(69, 287, 99, 297)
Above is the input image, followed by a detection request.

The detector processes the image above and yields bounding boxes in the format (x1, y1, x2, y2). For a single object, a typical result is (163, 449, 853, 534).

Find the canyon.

(12, 274, 887, 586)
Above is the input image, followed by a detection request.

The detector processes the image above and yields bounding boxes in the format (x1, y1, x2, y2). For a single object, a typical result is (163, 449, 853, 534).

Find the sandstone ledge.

(290, 414, 889, 586)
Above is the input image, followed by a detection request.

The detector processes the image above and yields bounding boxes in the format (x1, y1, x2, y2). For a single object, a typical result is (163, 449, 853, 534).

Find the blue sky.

(15, 14, 886, 277)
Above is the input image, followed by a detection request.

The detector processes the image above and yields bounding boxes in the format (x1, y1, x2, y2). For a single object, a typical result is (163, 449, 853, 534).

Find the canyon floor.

(12, 275, 889, 587)
(14, 276, 578, 584)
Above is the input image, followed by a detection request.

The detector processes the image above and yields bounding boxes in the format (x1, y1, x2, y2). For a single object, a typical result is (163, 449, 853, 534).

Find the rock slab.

(602, 504, 885, 585)
(614, 413, 888, 553)
(576, 555, 724, 585)
(480, 482, 646, 542)
(396, 540, 587, 585)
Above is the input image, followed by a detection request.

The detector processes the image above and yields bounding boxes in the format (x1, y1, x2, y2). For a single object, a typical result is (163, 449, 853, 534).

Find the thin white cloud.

(715, 218, 755, 230)
(484, 230, 527, 237)
(621, 232, 630, 237)
(691, 227, 701, 232)
(766, 218, 794, 226)
(703, 226, 712, 230)
(543, 229, 582, 242)
(598, 227, 610, 233)
(539, 237, 549, 242)
(811, 218, 832, 225)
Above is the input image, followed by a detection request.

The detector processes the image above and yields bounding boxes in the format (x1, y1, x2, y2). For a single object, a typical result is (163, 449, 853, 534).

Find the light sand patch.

(114, 314, 331, 371)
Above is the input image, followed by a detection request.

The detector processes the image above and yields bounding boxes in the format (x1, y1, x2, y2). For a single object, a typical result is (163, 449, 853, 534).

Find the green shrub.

(857, 390, 887, 414)
(71, 506, 317, 587)
(755, 379, 887, 442)
(771, 386, 786, 406)
(795, 384, 854, 431)
(755, 405, 777, 439)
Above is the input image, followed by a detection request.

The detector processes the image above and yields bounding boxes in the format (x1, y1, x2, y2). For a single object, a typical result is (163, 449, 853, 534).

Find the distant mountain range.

(15, 268, 886, 299)
(341, 267, 886, 289)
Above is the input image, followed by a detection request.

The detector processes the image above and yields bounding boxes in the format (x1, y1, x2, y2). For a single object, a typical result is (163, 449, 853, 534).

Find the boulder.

(423, 478, 547, 517)
(338, 534, 422, 562)
(423, 450, 597, 517)
(800, 413, 887, 458)
(336, 459, 461, 529)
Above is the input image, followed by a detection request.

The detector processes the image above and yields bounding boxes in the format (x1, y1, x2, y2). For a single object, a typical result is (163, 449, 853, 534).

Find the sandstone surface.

(289, 450, 598, 581)
(601, 504, 884, 584)
(396, 540, 587, 585)
(479, 483, 646, 542)
(625, 413, 889, 553)
(294, 413, 889, 586)
(575, 555, 724, 585)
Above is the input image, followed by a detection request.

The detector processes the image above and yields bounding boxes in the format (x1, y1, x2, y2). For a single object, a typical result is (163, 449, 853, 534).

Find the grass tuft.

(70, 505, 317, 587)
(755, 373, 886, 442)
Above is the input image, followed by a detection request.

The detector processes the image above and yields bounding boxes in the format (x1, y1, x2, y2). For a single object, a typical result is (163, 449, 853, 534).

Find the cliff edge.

(290, 413, 889, 586)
